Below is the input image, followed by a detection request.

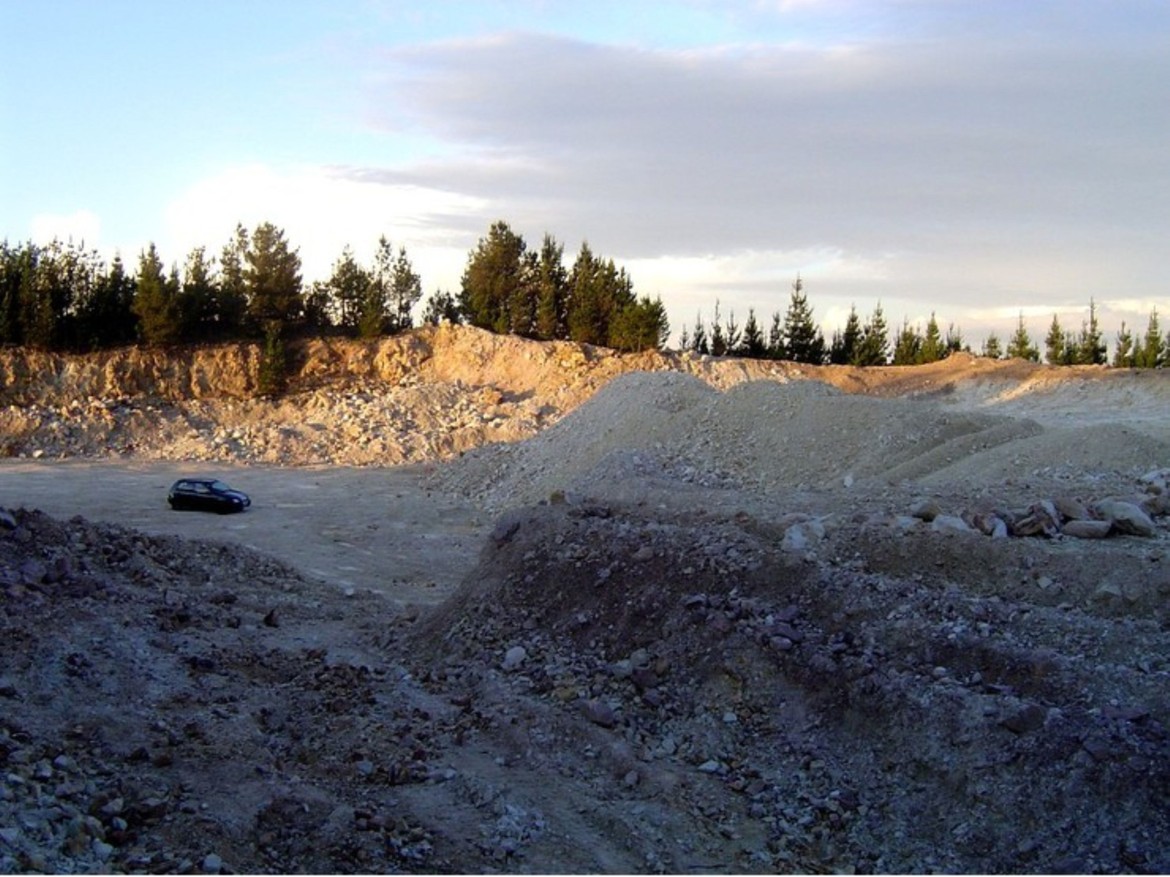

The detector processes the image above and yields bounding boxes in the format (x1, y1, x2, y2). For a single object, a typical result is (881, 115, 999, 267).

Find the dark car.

(167, 478, 251, 514)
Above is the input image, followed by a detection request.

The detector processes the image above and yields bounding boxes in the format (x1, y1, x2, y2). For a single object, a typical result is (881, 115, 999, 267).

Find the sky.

(2, 0, 1168, 348)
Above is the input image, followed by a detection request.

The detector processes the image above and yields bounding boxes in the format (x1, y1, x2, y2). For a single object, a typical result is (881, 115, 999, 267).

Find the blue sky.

(3, 0, 1168, 346)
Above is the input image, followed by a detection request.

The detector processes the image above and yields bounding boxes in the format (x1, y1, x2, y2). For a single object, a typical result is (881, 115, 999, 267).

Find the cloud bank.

(336, 11, 1168, 339)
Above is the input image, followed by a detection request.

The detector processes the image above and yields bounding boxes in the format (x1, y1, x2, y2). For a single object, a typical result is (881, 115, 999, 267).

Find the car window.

(211, 481, 230, 492)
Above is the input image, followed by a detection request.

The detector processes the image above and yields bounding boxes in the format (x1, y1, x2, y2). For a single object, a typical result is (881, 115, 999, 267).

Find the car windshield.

(209, 481, 232, 491)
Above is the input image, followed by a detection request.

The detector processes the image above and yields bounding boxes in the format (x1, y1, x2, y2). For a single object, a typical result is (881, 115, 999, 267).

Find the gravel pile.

(407, 493, 1170, 873)
(0, 376, 552, 467)
(429, 370, 1170, 515)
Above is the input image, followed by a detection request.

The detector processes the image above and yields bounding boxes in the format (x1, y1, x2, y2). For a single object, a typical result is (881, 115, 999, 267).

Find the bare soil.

(1, 325, 1169, 873)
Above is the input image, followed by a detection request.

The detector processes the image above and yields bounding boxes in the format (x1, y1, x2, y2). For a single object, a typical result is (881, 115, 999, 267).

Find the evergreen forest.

(2, 220, 1166, 374)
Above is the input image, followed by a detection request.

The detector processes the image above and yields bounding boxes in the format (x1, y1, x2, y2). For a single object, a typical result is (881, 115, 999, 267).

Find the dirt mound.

(6, 325, 1166, 470)
(0, 507, 663, 873)
(430, 369, 1159, 514)
(408, 497, 1170, 873)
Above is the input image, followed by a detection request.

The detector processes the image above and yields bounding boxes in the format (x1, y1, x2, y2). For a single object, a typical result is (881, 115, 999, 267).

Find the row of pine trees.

(2, 219, 1165, 369)
(679, 278, 905, 366)
(455, 221, 670, 352)
(681, 278, 1167, 368)
(0, 224, 423, 352)
(0, 219, 667, 357)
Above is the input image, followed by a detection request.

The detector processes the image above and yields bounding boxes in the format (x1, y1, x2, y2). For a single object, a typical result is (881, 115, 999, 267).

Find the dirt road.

(0, 460, 488, 608)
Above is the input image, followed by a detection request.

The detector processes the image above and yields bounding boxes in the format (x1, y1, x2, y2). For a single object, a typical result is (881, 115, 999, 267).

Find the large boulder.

(1061, 519, 1112, 540)
(1093, 499, 1156, 537)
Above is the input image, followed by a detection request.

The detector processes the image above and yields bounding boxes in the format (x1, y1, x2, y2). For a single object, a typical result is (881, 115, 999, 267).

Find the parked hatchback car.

(167, 478, 251, 514)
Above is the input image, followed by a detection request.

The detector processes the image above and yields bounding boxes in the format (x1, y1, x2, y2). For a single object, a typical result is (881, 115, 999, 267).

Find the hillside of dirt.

(4, 323, 1167, 466)
(2, 325, 1170, 873)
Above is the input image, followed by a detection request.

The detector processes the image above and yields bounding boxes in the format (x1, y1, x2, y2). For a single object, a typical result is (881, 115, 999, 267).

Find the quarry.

(2, 324, 1169, 873)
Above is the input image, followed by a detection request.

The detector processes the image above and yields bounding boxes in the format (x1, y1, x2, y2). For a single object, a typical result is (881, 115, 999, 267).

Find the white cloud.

(349, 26, 1168, 346)
(625, 246, 899, 337)
(161, 163, 487, 288)
(29, 210, 102, 247)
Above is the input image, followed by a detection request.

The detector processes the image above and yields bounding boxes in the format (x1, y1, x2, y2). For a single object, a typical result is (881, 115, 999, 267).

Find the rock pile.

(430, 370, 1170, 518)
(901, 468, 1169, 541)
(407, 496, 1170, 873)
(0, 507, 469, 873)
(0, 376, 553, 466)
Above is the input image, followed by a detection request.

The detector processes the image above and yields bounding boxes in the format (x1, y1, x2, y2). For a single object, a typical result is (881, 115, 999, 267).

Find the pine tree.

(76, 252, 136, 349)
(945, 323, 964, 355)
(1044, 314, 1065, 365)
(178, 247, 217, 342)
(724, 309, 742, 355)
(324, 246, 370, 334)
(854, 302, 889, 366)
(257, 320, 289, 396)
(361, 237, 396, 338)
(691, 312, 709, 354)
(1006, 312, 1039, 361)
(767, 312, 784, 360)
(216, 224, 249, 339)
(421, 290, 461, 326)
(919, 312, 945, 363)
(388, 244, 422, 333)
(738, 308, 766, 358)
(15, 244, 51, 349)
(1061, 328, 1080, 365)
(609, 295, 669, 352)
(132, 243, 181, 345)
(245, 222, 302, 329)
(709, 300, 727, 356)
(567, 243, 604, 345)
(507, 252, 540, 337)
(1076, 298, 1106, 365)
(1113, 321, 1135, 368)
(566, 244, 624, 346)
(24, 239, 80, 350)
(829, 305, 862, 364)
(982, 332, 1003, 359)
(892, 318, 922, 365)
(460, 221, 526, 333)
(1135, 308, 1163, 368)
(0, 241, 30, 345)
(534, 234, 567, 340)
(782, 276, 825, 364)
(12, 243, 43, 349)
(302, 281, 333, 335)
(646, 296, 670, 349)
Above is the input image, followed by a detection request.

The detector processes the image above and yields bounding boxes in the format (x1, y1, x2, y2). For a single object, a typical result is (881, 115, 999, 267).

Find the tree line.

(679, 277, 900, 366)
(452, 220, 669, 352)
(0, 224, 423, 351)
(0, 218, 668, 360)
(2, 220, 1164, 371)
(680, 277, 961, 366)
(681, 278, 1167, 369)
(976, 301, 1165, 368)
(0, 223, 431, 394)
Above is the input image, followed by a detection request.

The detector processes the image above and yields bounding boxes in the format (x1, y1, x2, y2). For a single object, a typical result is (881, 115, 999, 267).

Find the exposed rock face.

(4, 324, 1170, 469)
